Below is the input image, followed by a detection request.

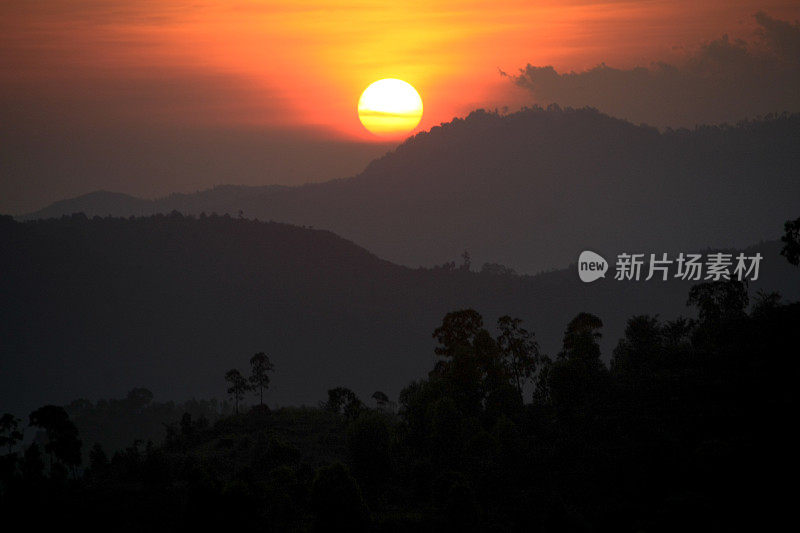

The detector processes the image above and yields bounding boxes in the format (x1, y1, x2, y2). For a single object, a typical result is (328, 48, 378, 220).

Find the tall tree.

(249, 352, 274, 406)
(610, 315, 664, 376)
(781, 216, 800, 266)
(460, 250, 471, 271)
(558, 312, 604, 363)
(21, 443, 44, 482)
(88, 443, 109, 474)
(496, 316, 540, 395)
(28, 405, 82, 476)
(0, 413, 23, 454)
(324, 387, 363, 419)
(547, 313, 608, 416)
(687, 280, 749, 324)
(432, 309, 484, 358)
(225, 369, 250, 414)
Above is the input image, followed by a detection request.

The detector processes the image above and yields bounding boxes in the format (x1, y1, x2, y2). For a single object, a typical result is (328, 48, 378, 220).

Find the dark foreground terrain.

(1, 272, 798, 530)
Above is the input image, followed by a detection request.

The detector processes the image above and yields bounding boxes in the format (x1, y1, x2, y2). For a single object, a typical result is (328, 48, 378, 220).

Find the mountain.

(1, 214, 797, 416)
(22, 107, 800, 273)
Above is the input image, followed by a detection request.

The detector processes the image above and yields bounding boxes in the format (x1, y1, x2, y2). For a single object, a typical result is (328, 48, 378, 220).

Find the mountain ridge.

(19, 107, 800, 273)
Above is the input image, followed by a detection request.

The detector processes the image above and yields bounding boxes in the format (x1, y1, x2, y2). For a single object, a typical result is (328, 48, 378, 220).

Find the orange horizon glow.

(2, 1, 798, 142)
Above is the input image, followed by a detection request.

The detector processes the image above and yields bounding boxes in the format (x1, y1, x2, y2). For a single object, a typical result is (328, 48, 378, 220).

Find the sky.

(1, 1, 799, 214)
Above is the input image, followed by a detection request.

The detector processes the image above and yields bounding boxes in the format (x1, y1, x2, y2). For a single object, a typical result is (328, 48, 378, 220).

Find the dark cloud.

(754, 10, 800, 64)
(508, 12, 800, 127)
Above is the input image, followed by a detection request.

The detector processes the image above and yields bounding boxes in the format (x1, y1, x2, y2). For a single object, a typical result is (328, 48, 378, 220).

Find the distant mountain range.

(21, 107, 800, 273)
(1, 214, 797, 416)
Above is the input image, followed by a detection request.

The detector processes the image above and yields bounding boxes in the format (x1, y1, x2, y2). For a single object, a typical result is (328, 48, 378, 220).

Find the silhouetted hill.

(22, 107, 800, 273)
(1, 214, 797, 416)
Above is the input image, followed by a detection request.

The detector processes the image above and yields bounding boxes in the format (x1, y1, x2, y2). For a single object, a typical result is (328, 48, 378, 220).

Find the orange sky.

(1, 0, 798, 141)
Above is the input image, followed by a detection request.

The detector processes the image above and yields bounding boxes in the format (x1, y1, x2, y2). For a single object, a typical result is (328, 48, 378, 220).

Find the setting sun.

(358, 79, 423, 137)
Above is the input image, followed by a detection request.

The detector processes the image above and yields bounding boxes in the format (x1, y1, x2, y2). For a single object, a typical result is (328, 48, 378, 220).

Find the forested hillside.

(1, 213, 797, 416)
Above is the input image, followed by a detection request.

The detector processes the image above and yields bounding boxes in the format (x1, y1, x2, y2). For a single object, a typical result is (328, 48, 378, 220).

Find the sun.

(358, 79, 423, 137)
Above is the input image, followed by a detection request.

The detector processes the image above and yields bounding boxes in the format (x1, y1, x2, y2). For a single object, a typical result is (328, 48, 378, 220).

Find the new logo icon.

(578, 251, 608, 282)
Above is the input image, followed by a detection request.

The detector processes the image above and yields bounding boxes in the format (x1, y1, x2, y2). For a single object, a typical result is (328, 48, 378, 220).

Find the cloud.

(754, 10, 800, 64)
(507, 12, 800, 127)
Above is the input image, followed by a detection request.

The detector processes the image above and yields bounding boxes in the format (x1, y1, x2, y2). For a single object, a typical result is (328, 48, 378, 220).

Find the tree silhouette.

(610, 315, 664, 376)
(324, 387, 363, 419)
(225, 369, 250, 414)
(781, 216, 800, 265)
(370, 391, 389, 410)
(496, 315, 540, 395)
(249, 352, 274, 406)
(28, 405, 82, 476)
(548, 312, 608, 417)
(180, 413, 193, 438)
(310, 462, 366, 532)
(0, 413, 23, 454)
(432, 309, 484, 358)
(429, 309, 525, 420)
(88, 443, 109, 474)
(558, 312, 603, 362)
(347, 411, 391, 487)
(687, 280, 748, 324)
(1, 293, 798, 529)
(460, 250, 471, 271)
(480, 262, 516, 276)
(126, 387, 154, 410)
(751, 290, 782, 318)
(21, 443, 44, 482)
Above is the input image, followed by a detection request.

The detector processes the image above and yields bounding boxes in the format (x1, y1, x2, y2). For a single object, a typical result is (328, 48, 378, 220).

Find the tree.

(22, 443, 44, 482)
(460, 250, 471, 271)
(433, 309, 484, 358)
(496, 316, 540, 395)
(126, 388, 154, 411)
(610, 315, 664, 376)
(430, 310, 521, 419)
(225, 369, 250, 414)
(781, 216, 800, 266)
(558, 312, 604, 363)
(751, 290, 782, 318)
(180, 412, 193, 438)
(310, 462, 366, 532)
(371, 391, 389, 408)
(347, 411, 391, 487)
(531, 354, 553, 404)
(88, 443, 109, 475)
(28, 405, 82, 475)
(547, 313, 608, 416)
(480, 262, 516, 276)
(0, 413, 23, 454)
(687, 280, 749, 324)
(324, 387, 363, 419)
(249, 352, 274, 406)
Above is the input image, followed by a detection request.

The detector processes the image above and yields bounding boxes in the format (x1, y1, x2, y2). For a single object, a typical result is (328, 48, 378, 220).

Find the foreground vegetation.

(1, 219, 798, 531)
(1, 281, 797, 531)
